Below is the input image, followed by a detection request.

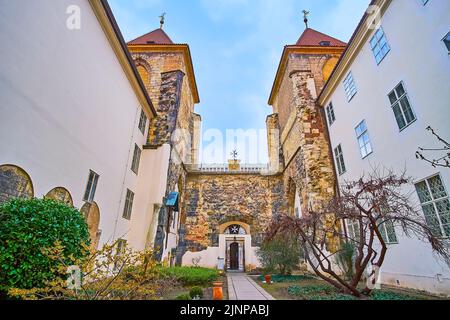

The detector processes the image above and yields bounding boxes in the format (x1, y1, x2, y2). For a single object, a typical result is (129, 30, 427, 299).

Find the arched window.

(45, 187, 73, 206)
(81, 202, 101, 250)
(224, 224, 247, 235)
(0, 164, 34, 204)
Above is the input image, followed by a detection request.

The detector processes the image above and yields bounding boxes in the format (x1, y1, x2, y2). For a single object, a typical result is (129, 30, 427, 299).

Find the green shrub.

(189, 286, 204, 299)
(157, 267, 219, 286)
(257, 234, 302, 275)
(175, 293, 192, 300)
(0, 198, 90, 291)
(257, 274, 315, 283)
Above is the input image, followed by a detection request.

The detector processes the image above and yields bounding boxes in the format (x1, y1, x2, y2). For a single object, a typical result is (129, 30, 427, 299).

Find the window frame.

(388, 82, 417, 131)
(343, 72, 357, 102)
(415, 173, 450, 238)
(443, 31, 450, 54)
(122, 189, 135, 220)
(326, 102, 336, 126)
(334, 144, 347, 176)
(131, 144, 142, 174)
(83, 170, 99, 203)
(379, 220, 398, 244)
(369, 26, 391, 65)
(355, 120, 373, 159)
(138, 109, 147, 135)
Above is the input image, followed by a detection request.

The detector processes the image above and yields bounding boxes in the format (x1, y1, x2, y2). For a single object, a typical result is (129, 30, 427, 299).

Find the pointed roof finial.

(231, 149, 238, 160)
(159, 12, 166, 29)
(302, 10, 310, 29)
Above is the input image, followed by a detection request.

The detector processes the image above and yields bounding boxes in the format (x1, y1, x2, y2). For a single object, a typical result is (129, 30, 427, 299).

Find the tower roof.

(128, 28, 173, 45)
(295, 28, 347, 47)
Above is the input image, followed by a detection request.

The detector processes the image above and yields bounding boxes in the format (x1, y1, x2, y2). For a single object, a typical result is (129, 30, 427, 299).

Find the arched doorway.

(222, 223, 248, 272)
(0, 164, 34, 204)
(80, 202, 101, 250)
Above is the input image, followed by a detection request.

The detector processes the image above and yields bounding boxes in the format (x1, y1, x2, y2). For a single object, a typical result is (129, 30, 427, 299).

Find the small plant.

(175, 293, 192, 300)
(257, 233, 302, 275)
(189, 286, 203, 299)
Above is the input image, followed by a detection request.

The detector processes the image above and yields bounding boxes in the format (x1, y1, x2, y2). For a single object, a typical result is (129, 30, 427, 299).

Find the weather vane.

(159, 12, 166, 29)
(302, 10, 310, 29)
(231, 149, 238, 160)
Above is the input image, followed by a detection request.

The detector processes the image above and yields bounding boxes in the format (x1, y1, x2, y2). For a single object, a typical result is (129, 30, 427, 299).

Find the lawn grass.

(253, 274, 444, 300)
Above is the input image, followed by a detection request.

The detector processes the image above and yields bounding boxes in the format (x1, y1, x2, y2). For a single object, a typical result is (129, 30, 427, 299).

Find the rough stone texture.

(147, 70, 185, 146)
(0, 165, 34, 204)
(268, 52, 343, 252)
(180, 173, 285, 251)
(45, 187, 73, 206)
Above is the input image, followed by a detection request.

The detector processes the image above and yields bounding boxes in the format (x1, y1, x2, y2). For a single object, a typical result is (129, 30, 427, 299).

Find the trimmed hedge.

(157, 267, 219, 286)
(0, 198, 90, 291)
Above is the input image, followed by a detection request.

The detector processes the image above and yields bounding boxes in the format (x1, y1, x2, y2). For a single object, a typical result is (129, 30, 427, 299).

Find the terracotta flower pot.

(265, 275, 272, 284)
(212, 282, 223, 300)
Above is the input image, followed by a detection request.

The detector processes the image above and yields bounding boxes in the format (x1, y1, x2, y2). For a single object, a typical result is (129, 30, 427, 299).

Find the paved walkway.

(227, 274, 275, 300)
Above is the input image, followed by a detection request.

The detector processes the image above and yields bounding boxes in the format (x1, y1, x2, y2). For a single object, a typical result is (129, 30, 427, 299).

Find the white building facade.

(0, 0, 171, 252)
(319, 0, 450, 295)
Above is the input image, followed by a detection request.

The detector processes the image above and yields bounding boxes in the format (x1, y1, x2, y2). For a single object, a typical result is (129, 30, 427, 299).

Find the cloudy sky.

(109, 0, 371, 164)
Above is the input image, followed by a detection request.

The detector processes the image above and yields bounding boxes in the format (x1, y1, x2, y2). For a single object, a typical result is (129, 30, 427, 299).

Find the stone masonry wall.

(178, 173, 285, 254)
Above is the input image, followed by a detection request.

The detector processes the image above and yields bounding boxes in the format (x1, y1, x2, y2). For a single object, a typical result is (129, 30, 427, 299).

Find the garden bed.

(252, 274, 444, 300)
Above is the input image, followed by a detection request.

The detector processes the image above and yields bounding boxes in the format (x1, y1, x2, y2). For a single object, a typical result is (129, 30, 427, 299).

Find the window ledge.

(399, 119, 417, 133)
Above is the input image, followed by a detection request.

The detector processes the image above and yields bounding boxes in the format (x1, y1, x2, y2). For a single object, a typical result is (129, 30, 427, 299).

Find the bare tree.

(267, 169, 450, 298)
(416, 126, 450, 169)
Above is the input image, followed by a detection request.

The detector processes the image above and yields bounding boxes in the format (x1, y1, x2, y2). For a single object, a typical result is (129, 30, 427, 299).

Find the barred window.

(415, 175, 450, 238)
(379, 220, 398, 244)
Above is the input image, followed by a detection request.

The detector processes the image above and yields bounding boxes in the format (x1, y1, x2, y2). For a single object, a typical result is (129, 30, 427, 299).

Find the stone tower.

(268, 28, 347, 250)
(127, 27, 202, 263)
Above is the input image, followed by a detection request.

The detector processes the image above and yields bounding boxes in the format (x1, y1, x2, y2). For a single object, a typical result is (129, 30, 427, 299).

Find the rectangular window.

(379, 220, 398, 244)
(388, 82, 416, 130)
(343, 72, 357, 101)
(443, 31, 450, 53)
(138, 109, 147, 135)
(83, 170, 99, 203)
(326, 102, 336, 126)
(122, 189, 135, 220)
(370, 27, 390, 64)
(347, 219, 360, 240)
(131, 144, 142, 174)
(355, 120, 373, 158)
(415, 174, 450, 238)
(334, 144, 347, 175)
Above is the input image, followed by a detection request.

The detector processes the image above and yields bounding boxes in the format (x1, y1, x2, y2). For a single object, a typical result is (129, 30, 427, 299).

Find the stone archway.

(80, 202, 101, 250)
(220, 222, 249, 272)
(0, 164, 34, 204)
(45, 187, 73, 206)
